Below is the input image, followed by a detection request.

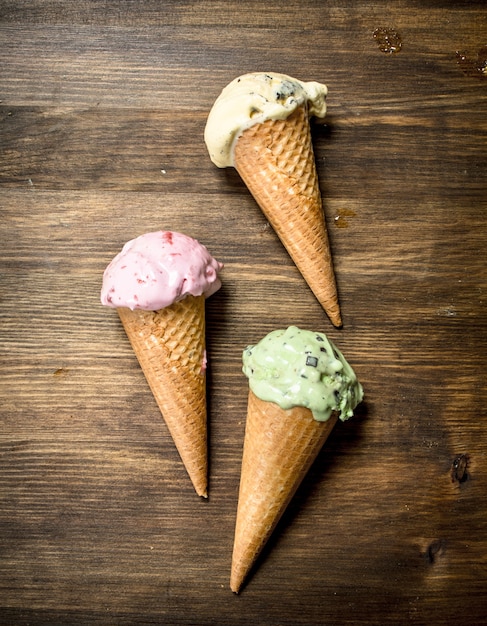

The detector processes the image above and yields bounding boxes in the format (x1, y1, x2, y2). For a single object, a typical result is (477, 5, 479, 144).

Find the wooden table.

(1, 2, 486, 624)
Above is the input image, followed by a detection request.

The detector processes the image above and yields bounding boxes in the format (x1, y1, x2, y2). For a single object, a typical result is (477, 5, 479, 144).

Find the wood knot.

(451, 453, 469, 484)
(425, 539, 446, 564)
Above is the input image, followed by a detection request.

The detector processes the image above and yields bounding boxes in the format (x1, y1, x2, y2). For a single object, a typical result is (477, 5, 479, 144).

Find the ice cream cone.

(230, 390, 339, 593)
(117, 294, 208, 498)
(233, 104, 341, 327)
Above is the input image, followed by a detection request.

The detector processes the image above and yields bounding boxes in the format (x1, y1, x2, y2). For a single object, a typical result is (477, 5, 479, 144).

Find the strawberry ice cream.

(101, 230, 223, 311)
(100, 230, 223, 497)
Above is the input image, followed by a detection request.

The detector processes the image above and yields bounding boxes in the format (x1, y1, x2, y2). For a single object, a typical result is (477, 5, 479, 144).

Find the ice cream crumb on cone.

(231, 390, 338, 593)
(118, 295, 208, 498)
(234, 104, 341, 327)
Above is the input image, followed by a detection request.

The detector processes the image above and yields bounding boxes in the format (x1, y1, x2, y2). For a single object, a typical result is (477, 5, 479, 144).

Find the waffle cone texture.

(117, 294, 208, 497)
(233, 104, 341, 327)
(230, 390, 339, 593)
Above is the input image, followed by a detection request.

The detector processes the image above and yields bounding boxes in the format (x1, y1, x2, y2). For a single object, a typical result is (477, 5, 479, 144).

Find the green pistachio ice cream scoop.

(242, 325, 363, 422)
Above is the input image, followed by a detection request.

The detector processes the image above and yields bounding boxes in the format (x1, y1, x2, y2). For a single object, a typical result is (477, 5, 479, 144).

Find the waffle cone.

(233, 104, 341, 326)
(230, 390, 338, 592)
(117, 294, 208, 497)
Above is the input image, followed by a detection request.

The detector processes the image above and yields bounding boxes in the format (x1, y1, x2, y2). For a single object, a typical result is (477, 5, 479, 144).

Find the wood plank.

(1, 1, 487, 624)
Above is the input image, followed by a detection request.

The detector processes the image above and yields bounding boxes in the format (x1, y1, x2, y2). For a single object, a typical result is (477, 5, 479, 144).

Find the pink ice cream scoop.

(101, 230, 223, 310)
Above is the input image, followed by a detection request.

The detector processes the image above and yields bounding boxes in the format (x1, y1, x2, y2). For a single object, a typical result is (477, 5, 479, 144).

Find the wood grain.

(1, 1, 487, 624)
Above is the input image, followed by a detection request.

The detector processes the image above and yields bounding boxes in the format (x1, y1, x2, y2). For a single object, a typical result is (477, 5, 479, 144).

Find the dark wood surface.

(1, 1, 486, 624)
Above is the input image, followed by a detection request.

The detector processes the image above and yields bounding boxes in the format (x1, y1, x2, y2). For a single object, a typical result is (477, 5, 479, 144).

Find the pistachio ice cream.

(232, 326, 363, 592)
(243, 326, 363, 422)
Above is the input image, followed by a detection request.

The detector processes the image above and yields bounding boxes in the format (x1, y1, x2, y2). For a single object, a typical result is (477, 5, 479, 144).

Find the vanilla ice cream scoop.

(204, 72, 328, 167)
(204, 72, 341, 327)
